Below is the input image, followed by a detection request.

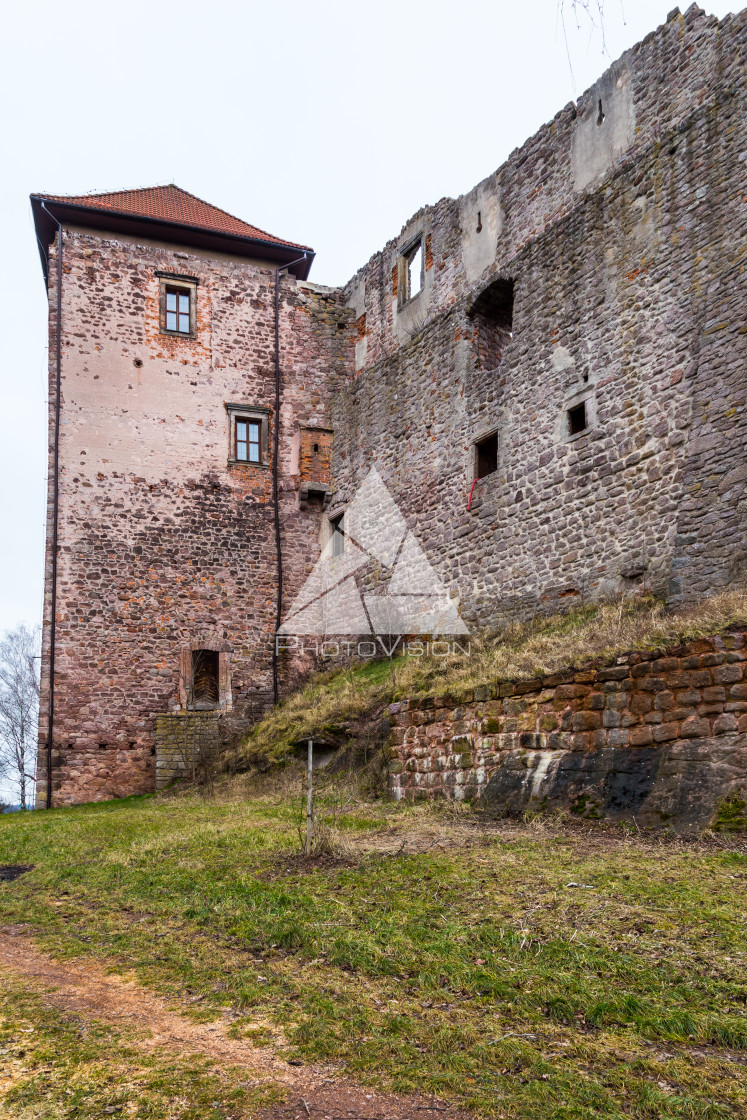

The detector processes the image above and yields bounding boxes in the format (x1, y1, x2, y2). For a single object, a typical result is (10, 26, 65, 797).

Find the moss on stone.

(713, 793, 747, 833)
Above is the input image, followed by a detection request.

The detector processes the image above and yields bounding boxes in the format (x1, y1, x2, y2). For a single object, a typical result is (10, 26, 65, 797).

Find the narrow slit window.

(331, 513, 345, 557)
(568, 402, 588, 436)
(165, 287, 192, 334)
(236, 418, 261, 463)
(474, 432, 498, 480)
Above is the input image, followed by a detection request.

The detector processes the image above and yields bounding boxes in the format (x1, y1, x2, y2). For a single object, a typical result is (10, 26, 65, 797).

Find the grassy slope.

(237, 590, 747, 767)
(1, 793, 746, 1119)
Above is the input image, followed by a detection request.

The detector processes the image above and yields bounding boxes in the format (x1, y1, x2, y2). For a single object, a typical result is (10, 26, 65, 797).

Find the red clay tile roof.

(36, 184, 312, 251)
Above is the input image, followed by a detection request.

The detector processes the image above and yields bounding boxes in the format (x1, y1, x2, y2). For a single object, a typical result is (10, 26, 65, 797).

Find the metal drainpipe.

(40, 201, 63, 810)
(272, 254, 308, 705)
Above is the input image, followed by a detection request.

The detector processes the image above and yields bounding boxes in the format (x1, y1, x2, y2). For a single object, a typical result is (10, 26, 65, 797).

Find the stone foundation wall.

(387, 630, 747, 830)
(155, 713, 221, 790)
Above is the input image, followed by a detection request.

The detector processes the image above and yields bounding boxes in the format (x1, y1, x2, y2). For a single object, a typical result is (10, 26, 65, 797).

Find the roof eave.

(30, 195, 315, 284)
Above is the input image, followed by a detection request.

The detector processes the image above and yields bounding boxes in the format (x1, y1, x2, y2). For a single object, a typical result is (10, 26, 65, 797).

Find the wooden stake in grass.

(305, 739, 313, 856)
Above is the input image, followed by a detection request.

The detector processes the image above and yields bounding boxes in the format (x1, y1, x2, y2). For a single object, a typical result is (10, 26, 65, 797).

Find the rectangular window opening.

(475, 432, 498, 480)
(567, 402, 588, 436)
(469, 278, 514, 371)
(331, 513, 345, 557)
(236, 418, 261, 463)
(165, 286, 192, 335)
(407, 242, 423, 300)
(191, 649, 219, 710)
(226, 404, 268, 466)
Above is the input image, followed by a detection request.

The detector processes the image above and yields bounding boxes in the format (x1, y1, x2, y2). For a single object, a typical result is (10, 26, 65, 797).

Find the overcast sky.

(0, 0, 734, 652)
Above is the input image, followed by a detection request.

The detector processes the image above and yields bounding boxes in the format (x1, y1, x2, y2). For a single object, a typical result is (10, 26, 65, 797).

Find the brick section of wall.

(387, 630, 747, 827)
(299, 427, 333, 488)
(155, 713, 221, 789)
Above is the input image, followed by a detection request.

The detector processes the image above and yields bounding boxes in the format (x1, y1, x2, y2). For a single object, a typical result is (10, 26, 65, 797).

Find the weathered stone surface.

(333, 6, 747, 628)
(36, 231, 350, 806)
(388, 630, 747, 829)
(481, 737, 747, 833)
(36, 5, 747, 808)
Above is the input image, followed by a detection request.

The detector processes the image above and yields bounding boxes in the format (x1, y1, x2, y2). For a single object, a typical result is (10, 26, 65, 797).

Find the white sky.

(0, 0, 735, 649)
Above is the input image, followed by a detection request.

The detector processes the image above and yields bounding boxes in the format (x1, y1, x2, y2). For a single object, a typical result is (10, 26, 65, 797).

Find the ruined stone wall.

(37, 232, 350, 806)
(387, 629, 747, 830)
(35, 5, 747, 808)
(333, 6, 747, 627)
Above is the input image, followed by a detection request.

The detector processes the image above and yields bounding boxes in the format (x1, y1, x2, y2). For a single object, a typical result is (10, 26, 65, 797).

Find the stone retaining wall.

(387, 630, 747, 830)
(154, 713, 221, 790)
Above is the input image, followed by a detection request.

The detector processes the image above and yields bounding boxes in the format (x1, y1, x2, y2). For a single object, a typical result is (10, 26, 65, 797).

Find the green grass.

(236, 589, 747, 768)
(1, 793, 747, 1118)
(0, 977, 283, 1119)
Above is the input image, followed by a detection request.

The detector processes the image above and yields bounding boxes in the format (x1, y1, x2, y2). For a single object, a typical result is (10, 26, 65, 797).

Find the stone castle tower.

(33, 5, 747, 806)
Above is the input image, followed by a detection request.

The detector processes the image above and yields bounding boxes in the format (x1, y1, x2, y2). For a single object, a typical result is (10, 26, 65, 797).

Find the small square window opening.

(568, 402, 588, 436)
(165, 287, 192, 334)
(331, 514, 345, 557)
(474, 432, 498, 480)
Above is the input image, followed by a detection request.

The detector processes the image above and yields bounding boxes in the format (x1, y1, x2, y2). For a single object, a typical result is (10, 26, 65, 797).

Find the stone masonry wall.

(332, 6, 747, 627)
(387, 629, 747, 830)
(36, 233, 351, 806)
(154, 713, 221, 790)
(36, 5, 747, 808)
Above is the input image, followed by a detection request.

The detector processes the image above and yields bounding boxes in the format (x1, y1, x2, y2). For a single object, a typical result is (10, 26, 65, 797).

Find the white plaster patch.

(459, 180, 502, 285)
(551, 346, 575, 373)
(572, 64, 635, 193)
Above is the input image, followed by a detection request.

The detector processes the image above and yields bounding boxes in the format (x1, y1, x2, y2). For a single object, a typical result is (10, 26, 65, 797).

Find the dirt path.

(0, 925, 470, 1120)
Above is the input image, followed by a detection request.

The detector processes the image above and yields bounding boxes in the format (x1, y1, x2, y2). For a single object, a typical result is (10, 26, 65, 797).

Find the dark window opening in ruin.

(469, 278, 514, 371)
(165, 287, 192, 334)
(568, 401, 588, 436)
(313, 442, 319, 453)
(191, 649, 219, 710)
(597, 99, 605, 125)
(331, 513, 345, 557)
(236, 418, 261, 463)
(474, 431, 498, 480)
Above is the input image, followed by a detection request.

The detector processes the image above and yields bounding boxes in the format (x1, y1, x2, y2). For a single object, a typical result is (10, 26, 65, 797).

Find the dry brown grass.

(234, 588, 747, 770)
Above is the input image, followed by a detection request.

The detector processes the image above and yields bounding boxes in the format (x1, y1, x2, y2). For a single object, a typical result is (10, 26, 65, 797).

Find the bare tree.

(558, 0, 612, 86)
(0, 624, 40, 810)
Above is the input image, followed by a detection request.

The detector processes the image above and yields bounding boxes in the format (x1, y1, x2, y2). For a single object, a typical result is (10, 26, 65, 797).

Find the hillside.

(1, 787, 746, 1119)
(235, 590, 747, 770)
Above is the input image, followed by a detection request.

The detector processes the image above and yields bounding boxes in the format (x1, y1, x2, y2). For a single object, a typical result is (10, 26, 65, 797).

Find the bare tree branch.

(557, 0, 617, 89)
(0, 624, 40, 810)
